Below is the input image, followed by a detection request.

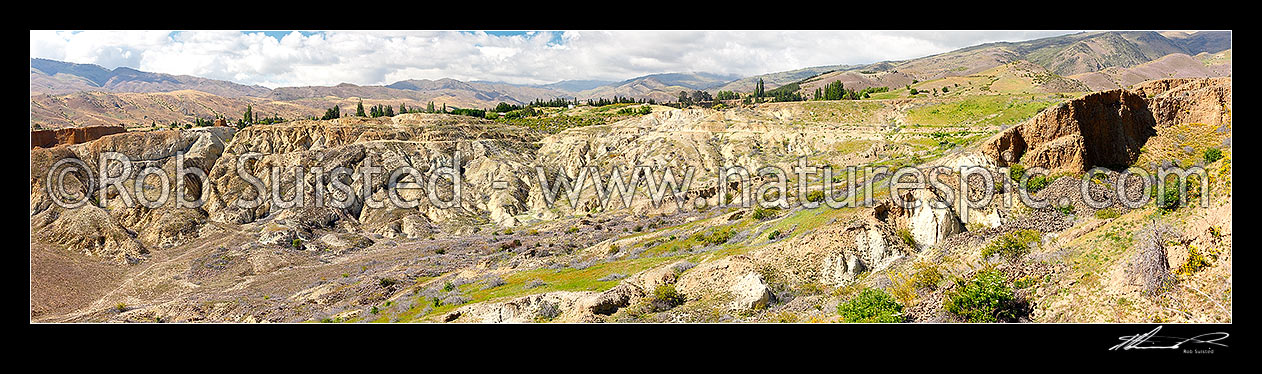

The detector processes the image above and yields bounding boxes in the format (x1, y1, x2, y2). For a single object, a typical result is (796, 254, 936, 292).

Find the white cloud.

(30, 30, 1081, 88)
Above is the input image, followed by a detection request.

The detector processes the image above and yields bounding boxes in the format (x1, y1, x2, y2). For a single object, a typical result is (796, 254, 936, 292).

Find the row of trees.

(676, 90, 714, 105)
(811, 81, 889, 101)
(587, 96, 655, 107)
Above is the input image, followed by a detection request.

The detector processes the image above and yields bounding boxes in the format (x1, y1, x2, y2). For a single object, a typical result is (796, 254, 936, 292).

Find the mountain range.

(29, 31, 1230, 128)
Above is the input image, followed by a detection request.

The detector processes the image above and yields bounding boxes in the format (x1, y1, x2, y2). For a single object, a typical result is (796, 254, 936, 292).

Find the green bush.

(837, 288, 904, 323)
(751, 206, 779, 220)
(652, 284, 686, 309)
(944, 270, 1021, 322)
(1055, 202, 1075, 215)
(1153, 179, 1184, 212)
(694, 227, 734, 245)
(1204, 148, 1223, 164)
(1007, 164, 1026, 183)
(805, 190, 825, 203)
(1025, 175, 1052, 193)
(768, 230, 782, 241)
(980, 229, 1040, 261)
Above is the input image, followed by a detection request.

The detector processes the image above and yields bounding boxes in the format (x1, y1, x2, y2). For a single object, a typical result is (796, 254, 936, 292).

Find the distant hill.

(30, 31, 1232, 127)
(272, 79, 571, 107)
(577, 72, 739, 102)
(714, 64, 857, 92)
(535, 80, 616, 92)
(796, 70, 917, 94)
(879, 31, 1231, 81)
(29, 58, 272, 98)
(1069, 51, 1232, 91)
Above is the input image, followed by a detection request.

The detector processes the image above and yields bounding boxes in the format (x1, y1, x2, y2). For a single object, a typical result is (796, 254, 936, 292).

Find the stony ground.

(30, 78, 1232, 324)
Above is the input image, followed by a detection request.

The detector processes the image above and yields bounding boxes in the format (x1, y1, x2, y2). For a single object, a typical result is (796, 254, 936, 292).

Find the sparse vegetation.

(1094, 208, 1121, 219)
(981, 229, 1041, 261)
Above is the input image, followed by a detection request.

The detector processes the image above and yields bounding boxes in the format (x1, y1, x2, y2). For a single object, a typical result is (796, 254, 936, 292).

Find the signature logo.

(1109, 326, 1229, 351)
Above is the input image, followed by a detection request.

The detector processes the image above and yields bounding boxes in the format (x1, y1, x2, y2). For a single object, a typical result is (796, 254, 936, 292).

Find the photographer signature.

(1109, 326, 1229, 351)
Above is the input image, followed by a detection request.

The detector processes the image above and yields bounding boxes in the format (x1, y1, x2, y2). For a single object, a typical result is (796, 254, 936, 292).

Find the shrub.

(1025, 175, 1052, 193)
(378, 278, 398, 288)
(481, 275, 507, 290)
(837, 288, 904, 323)
(1154, 179, 1184, 212)
(981, 229, 1040, 261)
(1177, 245, 1210, 277)
(751, 206, 779, 220)
(651, 284, 686, 310)
(695, 227, 734, 245)
(441, 295, 471, 306)
(1131, 222, 1178, 297)
(1055, 202, 1075, 215)
(1007, 164, 1026, 183)
(944, 270, 1020, 322)
(535, 301, 562, 322)
(669, 261, 696, 274)
(888, 271, 918, 306)
(805, 190, 825, 203)
(896, 228, 917, 249)
(114, 303, 127, 313)
(291, 238, 303, 250)
(1204, 148, 1223, 164)
(768, 230, 782, 241)
(1094, 208, 1121, 219)
(911, 261, 944, 289)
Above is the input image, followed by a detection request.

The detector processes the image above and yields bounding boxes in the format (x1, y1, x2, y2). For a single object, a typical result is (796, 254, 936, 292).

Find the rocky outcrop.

(981, 77, 1231, 173)
(29, 127, 236, 262)
(981, 89, 1156, 172)
(1141, 77, 1231, 128)
(443, 291, 596, 323)
(675, 256, 771, 311)
(203, 114, 541, 236)
(31, 125, 126, 149)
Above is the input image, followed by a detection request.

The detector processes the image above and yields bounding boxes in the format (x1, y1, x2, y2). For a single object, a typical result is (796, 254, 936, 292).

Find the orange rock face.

(31, 125, 126, 149)
(981, 77, 1231, 173)
(981, 89, 1156, 173)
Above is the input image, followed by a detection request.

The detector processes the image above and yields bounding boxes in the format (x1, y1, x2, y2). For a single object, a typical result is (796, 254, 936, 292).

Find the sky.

(30, 30, 1082, 88)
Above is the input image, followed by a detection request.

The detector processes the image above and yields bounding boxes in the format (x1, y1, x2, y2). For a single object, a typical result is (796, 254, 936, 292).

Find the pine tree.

(356, 101, 366, 117)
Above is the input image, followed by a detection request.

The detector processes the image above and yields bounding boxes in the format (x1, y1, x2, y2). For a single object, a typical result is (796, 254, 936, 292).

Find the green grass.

(905, 95, 1059, 126)
(393, 254, 688, 322)
(797, 101, 885, 124)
